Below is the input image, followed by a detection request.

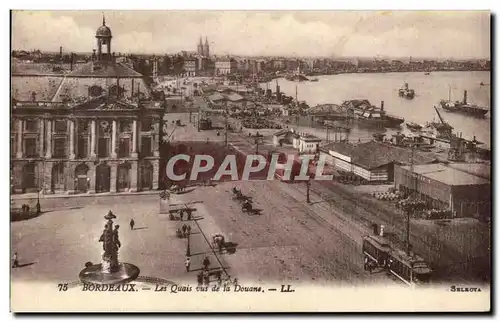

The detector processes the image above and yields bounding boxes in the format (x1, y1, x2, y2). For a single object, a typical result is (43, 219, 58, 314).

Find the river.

(261, 71, 491, 148)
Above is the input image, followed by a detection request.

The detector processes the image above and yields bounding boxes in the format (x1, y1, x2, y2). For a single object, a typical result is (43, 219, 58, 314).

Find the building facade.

(11, 17, 165, 195)
(215, 58, 237, 75)
(394, 163, 490, 218)
(183, 58, 199, 76)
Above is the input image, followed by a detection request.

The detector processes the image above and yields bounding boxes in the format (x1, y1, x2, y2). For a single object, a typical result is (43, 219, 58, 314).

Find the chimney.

(60, 46, 63, 60)
(113, 52, 116, 63)
(463, 90, 468, 104)
(381, 101, 384, 111)
(70, 53, 74, 71)
(131, 79, 135, 99)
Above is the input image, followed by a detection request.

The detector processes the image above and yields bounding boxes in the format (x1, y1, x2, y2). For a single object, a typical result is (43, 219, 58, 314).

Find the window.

(118, 138, 130, 158)
(11, 136, 15, 158)
(78, 120, 89, 133)
(25, 120, 38, 132)
(98, 138, 109, 158)
(54, 120, 67, 133)
(141, 137, 152, 157)
(24, 138, 38, 157)
(120, 120, 132, 133)
(141, 118, 152, 132)
(77, 138, 88, 159)
(53, 138, 67, 158)
(89, 85, 103, 97)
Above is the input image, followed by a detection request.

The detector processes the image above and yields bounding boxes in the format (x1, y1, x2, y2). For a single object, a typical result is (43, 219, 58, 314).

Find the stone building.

(11, 16, 165, 195)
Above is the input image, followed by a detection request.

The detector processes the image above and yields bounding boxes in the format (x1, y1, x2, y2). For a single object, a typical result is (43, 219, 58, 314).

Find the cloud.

(11, 10, 490, 58)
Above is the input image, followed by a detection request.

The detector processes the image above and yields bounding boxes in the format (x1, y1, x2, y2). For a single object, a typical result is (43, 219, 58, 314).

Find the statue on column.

(98, 210, 121, 273)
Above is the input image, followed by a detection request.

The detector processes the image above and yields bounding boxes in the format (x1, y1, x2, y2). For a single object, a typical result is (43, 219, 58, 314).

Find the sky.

(11, 11, 491, 59)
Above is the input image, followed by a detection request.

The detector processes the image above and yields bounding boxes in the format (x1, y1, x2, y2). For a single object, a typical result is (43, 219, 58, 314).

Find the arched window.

(89, 85, 103, 97)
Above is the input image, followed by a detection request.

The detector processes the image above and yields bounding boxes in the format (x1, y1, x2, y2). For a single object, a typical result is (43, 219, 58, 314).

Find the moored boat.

(406, 122, 422, 131)
(439, 90, 489, 117)
(342, 100, 404, 128)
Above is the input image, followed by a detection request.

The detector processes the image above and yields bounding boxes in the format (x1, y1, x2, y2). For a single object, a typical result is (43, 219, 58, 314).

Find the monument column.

(111, 119, 117, 158)
(45, 119, 52, 159)
(16, 119, 23, 159)
(90, 119, 97, 158)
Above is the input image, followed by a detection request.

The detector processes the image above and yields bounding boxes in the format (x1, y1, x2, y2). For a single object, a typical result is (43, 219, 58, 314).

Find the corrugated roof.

(208, 93, 225, 102)
(308, 103, 346, 115)
(400, 163, 490, 186)
(226, 93, 244, 102)
(323, 141, 436, 170)
(68, 62, 143, 77)
(443, 163, 491, 181)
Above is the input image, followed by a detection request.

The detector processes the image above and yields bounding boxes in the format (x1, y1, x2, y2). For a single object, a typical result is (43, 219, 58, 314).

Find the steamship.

(342, 100, 404, 128)
(439, 89, 489, 118)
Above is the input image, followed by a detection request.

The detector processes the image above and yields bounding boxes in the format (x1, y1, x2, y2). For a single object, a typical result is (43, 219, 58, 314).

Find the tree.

(162, 55, 172, 75)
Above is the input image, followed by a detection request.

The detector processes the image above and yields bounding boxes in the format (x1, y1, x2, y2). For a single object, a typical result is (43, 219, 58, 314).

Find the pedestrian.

(364, 257, 369, 271)
(182, 224, 187, 237)
(203, 270, 210, 286)
(187, 210, 192, 221)
(203, 256, 210, 270)
(12, 252, 18, 268)
(179, 210, 184, 221)
(130, 219, 135, 231)
(196, 272, 203, 286)
(185, 257, 191, 272)
(368, 261, 373, 274)
(217, 271, 222, 285)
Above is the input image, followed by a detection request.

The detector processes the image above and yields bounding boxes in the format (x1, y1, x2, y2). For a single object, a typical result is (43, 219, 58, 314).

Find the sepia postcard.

(10, 10, 491, 312)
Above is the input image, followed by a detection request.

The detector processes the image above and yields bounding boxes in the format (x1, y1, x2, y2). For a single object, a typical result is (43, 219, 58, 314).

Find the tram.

(362, 234, 432, 287)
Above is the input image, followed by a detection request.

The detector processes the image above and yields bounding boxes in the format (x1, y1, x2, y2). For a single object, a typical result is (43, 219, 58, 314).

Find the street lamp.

(186, 226, 191, 257)
(306, 179, 311, 204)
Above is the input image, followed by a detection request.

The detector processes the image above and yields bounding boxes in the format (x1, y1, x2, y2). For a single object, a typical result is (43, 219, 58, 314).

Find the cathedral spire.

(102, 13, 106, 26)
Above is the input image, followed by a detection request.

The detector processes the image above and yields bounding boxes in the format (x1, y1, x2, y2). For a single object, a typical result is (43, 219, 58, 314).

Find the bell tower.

(96, 15, 113, 61)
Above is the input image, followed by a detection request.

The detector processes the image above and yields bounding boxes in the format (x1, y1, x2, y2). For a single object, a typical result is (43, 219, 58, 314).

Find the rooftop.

(68, 62, 143, 78)
(400, 163, 490, 186)
(322, 140, 436, 170)
(447, 163, 491, 181)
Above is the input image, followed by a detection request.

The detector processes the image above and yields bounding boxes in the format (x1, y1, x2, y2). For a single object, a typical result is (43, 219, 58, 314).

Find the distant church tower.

(204, 37, 210, 57)
(95, 15, 112, 61)
(197, 36, 204, 56)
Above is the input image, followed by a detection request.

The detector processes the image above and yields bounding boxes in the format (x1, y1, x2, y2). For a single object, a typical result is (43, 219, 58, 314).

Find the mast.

(448, 85, 451, 101)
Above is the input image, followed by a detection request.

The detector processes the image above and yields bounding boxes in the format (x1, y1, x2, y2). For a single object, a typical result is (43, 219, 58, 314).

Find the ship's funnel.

(381, 101, 384, 111)
(463, 90, 468, 104)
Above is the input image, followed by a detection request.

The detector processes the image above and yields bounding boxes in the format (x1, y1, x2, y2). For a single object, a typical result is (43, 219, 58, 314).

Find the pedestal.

(79, 263, 140, 285)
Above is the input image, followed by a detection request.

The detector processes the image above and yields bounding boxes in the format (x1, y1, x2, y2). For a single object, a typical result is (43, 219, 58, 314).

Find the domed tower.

(96, 15, 112, 61)
(204, 37, 210, 57)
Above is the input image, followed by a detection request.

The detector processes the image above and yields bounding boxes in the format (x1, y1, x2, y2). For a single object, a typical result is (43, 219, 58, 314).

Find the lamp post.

(306, 179, 311, 204)
(36, 188, 41, 214)
(186, 226, 191, 257)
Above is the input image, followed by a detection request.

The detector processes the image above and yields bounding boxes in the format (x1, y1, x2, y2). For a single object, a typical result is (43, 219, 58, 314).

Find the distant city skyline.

(12, 11, 491, 59)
